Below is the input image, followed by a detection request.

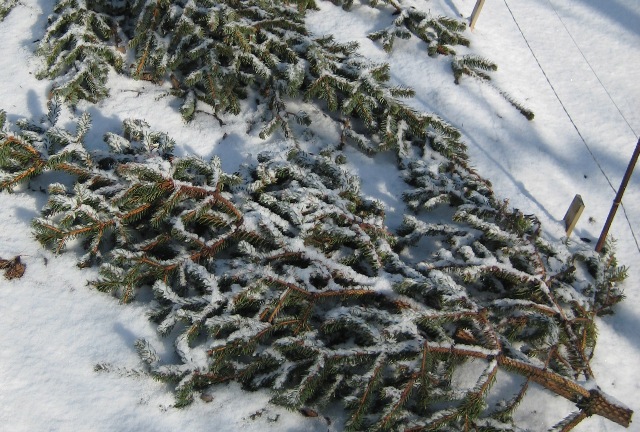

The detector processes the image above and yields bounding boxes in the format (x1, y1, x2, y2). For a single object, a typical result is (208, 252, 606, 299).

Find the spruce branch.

(0, 0, 17, 22)
(325, 0, 532, 119)
(0, 98, 97, 191)
(452, 55, 535, 120)
(37, 0, 124, 104)
(367, 7, 469, 56)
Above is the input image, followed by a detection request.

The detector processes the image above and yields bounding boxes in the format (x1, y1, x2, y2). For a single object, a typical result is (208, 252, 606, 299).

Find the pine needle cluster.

(0, 100, 632, 430)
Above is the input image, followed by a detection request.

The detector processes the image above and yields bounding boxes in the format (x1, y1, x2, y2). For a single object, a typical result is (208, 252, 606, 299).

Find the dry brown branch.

(423, 343, 632, 428)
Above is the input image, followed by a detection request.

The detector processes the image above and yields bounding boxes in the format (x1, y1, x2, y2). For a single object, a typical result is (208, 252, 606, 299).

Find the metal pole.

(470, 0, 487, 30)
(595, 138, 640, 252)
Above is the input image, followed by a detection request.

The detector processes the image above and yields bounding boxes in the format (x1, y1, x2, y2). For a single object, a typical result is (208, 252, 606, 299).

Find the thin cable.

(502, 0, 640, 254)
(548, 0, 640, 260)
(501, 0, 614, 190)
(621, 202, 640, 253)
(546, 0, 638, 139)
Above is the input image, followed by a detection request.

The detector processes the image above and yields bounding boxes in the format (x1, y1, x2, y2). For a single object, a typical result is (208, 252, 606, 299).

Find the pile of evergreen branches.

(0, 0, 632, 430)
(0, 96, 631, 430)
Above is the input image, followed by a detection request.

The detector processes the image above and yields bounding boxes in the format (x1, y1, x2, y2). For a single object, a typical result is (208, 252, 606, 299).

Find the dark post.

(595, 138, 640, 252)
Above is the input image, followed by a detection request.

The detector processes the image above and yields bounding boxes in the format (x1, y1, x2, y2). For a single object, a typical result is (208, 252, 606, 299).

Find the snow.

(0, 0, 639, 431)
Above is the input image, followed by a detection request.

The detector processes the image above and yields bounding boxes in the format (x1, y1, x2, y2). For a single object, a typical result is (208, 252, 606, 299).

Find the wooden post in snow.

(470, 0, 486, 30)
(563, 195, 585, 237)
(595, 138, 640, 252)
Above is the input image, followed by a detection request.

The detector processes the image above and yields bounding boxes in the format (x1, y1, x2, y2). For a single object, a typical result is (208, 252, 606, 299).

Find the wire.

(546, 0, 638, 139)
(502, 0, 640, 255)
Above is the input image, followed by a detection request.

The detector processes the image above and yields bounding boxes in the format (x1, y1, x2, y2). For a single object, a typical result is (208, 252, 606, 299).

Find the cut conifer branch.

(420, 344, 632, 428)
(1, 60, 631, 430)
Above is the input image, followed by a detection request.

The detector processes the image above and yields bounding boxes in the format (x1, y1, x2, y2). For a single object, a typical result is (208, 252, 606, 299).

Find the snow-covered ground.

(0, 0, 638, 430)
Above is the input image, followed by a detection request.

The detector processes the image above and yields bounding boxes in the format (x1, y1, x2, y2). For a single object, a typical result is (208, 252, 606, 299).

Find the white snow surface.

(0, 0, 638, 431)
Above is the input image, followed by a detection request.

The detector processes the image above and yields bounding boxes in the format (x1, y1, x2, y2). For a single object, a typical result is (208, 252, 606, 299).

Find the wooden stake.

(563, 194, 585, 237)
(470, 0, 486, 30)
(596, 138, 640, 252)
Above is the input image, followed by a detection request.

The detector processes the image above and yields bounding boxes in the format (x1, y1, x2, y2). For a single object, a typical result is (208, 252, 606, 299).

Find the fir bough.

(329, 0, 534, 120)
(0, 102, 632, 430)
(334, 0, 470, 56)
(0, 0, 17, 22)
(36, 0, 125, 105)
(452, 55, 535, 120)
(0, 97, 94, 192)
